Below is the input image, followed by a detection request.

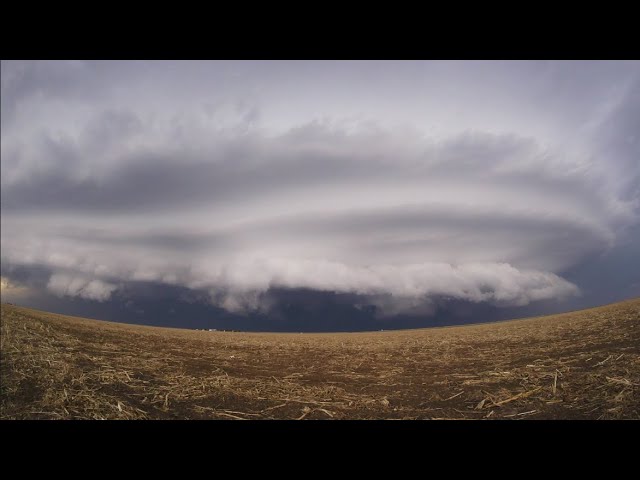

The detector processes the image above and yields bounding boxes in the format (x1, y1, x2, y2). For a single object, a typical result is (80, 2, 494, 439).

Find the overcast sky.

(1, 60, 639, 330)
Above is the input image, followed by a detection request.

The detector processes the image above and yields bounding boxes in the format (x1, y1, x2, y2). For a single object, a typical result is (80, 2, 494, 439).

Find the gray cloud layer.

(2, 61, 639, 316)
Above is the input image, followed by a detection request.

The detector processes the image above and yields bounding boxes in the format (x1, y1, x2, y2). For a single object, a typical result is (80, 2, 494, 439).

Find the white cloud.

(203, 259, 579, 313)
(1, 61, 639, 315)
(46, 273, 117, 302)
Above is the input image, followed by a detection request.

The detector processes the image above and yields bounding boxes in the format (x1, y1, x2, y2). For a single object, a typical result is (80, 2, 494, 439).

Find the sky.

(1, 60, 639, 331)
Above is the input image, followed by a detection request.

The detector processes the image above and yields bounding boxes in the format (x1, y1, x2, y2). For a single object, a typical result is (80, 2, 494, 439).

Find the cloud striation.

(1, 61, 639, 318)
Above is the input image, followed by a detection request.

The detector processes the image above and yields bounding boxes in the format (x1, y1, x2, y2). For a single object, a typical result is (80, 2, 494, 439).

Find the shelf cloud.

(2, 61, 638, 318)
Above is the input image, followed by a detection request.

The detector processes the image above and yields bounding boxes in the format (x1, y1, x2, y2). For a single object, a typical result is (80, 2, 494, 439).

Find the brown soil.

(1, 299, 639, 420)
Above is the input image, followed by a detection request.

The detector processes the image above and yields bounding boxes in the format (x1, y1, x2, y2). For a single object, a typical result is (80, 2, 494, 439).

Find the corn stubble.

(1, 299, 638, 420)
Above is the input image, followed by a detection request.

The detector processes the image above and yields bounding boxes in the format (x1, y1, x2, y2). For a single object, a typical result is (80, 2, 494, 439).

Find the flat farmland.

(1, 299, 638, 420)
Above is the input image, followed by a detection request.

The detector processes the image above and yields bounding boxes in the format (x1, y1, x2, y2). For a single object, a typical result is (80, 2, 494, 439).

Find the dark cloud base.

(5, 239, 639, 333)
(0, 276, 606, 333)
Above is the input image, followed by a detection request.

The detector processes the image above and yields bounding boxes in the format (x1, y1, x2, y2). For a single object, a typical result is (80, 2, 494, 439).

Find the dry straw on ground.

(1, 298, 639, 419)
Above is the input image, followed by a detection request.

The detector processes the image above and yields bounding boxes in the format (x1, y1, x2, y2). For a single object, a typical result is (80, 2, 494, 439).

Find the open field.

(1, 299, 639, 420)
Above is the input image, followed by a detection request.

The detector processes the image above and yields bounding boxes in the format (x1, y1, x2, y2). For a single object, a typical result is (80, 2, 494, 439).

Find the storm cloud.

(1, 60, 639, 320)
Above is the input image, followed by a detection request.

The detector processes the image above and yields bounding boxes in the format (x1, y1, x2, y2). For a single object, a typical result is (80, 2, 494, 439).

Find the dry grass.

(1, 298, 639, 420)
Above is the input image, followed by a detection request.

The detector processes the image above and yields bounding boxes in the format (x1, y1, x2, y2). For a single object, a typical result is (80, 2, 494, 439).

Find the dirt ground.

(1, 298, 638, 420)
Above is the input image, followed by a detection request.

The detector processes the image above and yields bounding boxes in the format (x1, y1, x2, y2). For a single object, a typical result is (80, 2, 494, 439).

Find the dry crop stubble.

(1, 298, 638, 419)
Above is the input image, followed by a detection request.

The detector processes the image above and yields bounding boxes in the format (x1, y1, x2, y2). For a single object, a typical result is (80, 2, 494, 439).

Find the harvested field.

(1, 299, 639, 420)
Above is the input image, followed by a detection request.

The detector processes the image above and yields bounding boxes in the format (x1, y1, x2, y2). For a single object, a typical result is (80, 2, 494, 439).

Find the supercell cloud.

(1, 60, 639, 317)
